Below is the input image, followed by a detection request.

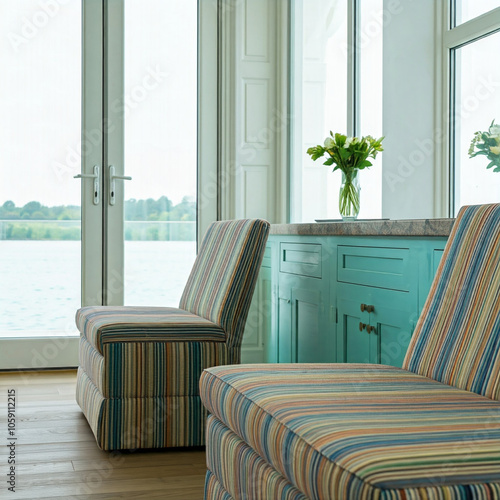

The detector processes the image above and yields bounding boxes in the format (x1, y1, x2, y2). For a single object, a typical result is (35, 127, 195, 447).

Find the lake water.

(0, 240, 196, 337)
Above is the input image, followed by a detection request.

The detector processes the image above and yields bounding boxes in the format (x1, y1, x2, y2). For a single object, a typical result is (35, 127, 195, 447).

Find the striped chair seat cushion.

(76, 306, 226, 354)
(200, 364, 500, 499)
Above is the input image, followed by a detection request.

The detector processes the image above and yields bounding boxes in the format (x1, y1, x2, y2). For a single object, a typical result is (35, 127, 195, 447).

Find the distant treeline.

(0, 196, 195, 222)
(0, 197, 196, 241)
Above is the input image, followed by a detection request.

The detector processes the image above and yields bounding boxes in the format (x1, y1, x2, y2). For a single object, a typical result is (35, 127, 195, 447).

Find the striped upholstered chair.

(76, 219, 270, 450)
(201, 204, 500, 499)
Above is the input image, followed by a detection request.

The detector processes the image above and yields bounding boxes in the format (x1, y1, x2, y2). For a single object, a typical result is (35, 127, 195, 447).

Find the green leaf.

(339, 148, 350, 160)
(358, 160, 372, 169)
(323, 158, 334, 166)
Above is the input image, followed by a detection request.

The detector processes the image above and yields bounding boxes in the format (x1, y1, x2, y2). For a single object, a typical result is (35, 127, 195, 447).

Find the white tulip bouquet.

(469, 120, 500, 172)
(307, 132, 384, 218)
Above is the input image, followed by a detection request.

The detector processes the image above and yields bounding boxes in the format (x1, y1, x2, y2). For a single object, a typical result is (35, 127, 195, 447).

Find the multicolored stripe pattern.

(200, 364, 500, 499)
(180, 219, 270, 350)
(76, 306, 226, 354)
(205, 471, 234, 500)
(76, 219, 270, 450)
(79, 336, 230, 399)
(404, 204, 500, 400)
(205, 414, 306, 500)
(76, 368, 208, 449)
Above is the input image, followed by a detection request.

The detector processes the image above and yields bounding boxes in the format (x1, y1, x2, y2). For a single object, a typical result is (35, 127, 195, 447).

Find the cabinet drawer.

(280, 243, 322, 278)
(337, 245, 410, 291)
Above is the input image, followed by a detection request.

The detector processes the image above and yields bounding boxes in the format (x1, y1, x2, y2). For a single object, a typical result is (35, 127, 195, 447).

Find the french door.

(0, 0, 217, 369)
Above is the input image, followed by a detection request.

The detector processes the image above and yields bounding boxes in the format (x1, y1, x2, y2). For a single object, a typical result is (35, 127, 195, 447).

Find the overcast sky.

(0, 0, 197, 208)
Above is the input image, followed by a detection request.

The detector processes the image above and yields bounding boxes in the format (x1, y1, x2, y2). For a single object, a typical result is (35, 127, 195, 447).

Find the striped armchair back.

(179, 219, 270, 350)
(404, 204, 500, 400)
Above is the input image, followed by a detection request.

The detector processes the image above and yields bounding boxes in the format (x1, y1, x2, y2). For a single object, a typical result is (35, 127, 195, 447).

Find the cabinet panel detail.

(432, 249, 444, 275)
(292, 288, 330, 363)
(338, 245, 410, 291)
(280, 243, 322, 278)
(262, 245, 272, 268)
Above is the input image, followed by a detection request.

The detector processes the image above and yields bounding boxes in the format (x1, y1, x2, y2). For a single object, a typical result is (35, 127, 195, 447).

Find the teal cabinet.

(254, 233, 449, 367)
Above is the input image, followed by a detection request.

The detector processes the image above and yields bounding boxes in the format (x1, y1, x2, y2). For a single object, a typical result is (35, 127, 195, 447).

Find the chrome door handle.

(74, 165, 100, 205)
(109, 165, 132, 206)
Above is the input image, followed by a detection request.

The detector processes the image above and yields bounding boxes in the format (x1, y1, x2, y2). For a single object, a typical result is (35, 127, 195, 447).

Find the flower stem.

(339, 179, 360, 217)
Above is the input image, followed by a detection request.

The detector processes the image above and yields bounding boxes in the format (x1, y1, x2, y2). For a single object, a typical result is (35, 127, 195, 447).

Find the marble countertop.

(270, 218, 455, 237)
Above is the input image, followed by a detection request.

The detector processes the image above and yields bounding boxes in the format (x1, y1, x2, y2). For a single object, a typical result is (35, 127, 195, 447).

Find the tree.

(21, 201, 42, 216)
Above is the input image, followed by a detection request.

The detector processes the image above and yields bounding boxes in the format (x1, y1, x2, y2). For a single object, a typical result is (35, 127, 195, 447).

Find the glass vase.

(339, 170, 360, 221)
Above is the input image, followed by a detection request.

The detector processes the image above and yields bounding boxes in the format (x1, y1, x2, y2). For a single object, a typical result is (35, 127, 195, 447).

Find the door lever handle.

(74, 165, 99, 205)
(109, 165, 132, 206)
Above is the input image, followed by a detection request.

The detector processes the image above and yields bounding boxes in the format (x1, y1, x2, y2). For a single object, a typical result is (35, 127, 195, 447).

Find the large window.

(290, 0, 383, 222)
(453, 0, 500, 26)
(447, 2, 500, 214)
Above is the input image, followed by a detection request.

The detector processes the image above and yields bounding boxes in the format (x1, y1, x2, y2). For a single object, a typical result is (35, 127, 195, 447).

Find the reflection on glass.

(0, 2, 81, 337)
(359, 0, 383, 219)
(453, 31, 500, 213)
(454, 0, 500, 26)
(291, 0, 348, 222)
(123, 0, 197, 306)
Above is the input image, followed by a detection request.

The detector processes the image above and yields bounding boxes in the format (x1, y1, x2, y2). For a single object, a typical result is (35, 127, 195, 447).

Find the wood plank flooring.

(0, 370, 206, 499)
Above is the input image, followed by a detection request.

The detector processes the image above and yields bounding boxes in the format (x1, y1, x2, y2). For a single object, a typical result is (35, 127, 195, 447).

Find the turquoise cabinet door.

(337, 284, 415, 367)
(369, 301, 414, 367)
(278, 275, 334, 363)
(292, 287, 332, 363)
(337, 297, 372, 363)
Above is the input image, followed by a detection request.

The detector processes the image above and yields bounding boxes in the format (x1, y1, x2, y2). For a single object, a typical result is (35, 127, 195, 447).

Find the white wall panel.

(223, 0, 281, 226)
(244, 0, 269, 61)
(243, 166, 269, 218)
(244, 79, 270, 147)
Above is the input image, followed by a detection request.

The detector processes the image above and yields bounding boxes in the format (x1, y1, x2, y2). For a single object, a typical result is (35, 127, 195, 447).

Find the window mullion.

(347, 0, 359, 137)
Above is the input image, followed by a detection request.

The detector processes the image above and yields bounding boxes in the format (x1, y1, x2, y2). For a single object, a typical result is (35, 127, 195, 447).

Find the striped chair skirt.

(76, 306, 233, 451)
(200, 364, 500, 500)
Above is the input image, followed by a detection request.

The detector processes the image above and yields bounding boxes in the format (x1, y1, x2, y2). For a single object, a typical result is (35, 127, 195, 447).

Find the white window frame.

(439, 2, 500, 215)
(288, 0, 382, 222)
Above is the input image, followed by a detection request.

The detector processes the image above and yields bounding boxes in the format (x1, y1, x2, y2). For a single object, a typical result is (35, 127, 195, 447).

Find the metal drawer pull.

(359, 322, 366, 331)
(366, 325, 376, 334)
(360, 303, 374, 313)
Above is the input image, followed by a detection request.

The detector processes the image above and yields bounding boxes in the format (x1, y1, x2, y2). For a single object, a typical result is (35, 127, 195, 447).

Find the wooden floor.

(0, 370, 207, 499)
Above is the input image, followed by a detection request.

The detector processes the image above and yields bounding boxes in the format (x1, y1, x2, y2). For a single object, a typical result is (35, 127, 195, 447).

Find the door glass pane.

(358, 0, 383, 219)
(290, 0, 348, 222)
(0, 1, 81, 337)
(124, 0, 197, 306)
(453, 31, 500, 213)
(454, 0, 500, 26)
